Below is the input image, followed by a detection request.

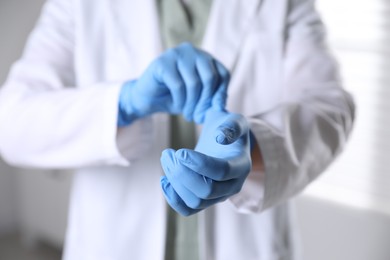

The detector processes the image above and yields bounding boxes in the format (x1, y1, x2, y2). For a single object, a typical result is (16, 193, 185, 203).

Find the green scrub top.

(157, 0, 212, 259)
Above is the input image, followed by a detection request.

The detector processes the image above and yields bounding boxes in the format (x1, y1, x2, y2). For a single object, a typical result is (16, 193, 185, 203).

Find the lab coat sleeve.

(0, 0, 131, 168)
(229, 0, 355, 213)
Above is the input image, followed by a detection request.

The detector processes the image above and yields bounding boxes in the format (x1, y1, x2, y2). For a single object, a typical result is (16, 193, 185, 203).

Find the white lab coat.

(0, 0, 354, 259)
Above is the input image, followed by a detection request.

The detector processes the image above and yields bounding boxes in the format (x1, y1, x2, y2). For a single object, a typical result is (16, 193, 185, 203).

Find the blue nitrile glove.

(118, 43, 230, 127)
(160, 109, 252, 216)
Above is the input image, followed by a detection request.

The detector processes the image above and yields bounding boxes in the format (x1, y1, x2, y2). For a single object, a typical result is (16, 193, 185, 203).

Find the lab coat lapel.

(110, 0, 163, 75)
(202, 0, 263, 71)
(110, 0, 265, 73)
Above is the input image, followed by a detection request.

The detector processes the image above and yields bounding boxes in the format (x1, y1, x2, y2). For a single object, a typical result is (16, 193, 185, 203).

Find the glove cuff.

(118, 80, 140, 127)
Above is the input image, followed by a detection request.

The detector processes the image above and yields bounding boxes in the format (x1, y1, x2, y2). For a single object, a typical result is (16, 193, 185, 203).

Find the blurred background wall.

(297, 0, 390, 259)
(0, 0, 46, 236)
(0, 159, 16, 235)
(0, 1, 69, 258)
(1, 0, 390, 260)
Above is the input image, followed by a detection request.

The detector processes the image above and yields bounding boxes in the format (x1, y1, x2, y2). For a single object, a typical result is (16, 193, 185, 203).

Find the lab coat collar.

(110, 0, 264, 73)
(202, 0, 263, 71)
(110, 0, 163, 75)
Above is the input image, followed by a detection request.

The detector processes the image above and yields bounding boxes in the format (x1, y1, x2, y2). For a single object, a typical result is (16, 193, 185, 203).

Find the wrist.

(249, 131, 264, 172)
(249, 130, 256, 152)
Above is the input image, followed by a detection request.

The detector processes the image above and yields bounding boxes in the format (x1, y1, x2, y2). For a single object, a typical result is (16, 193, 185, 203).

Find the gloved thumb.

(214, 114, 249, 145)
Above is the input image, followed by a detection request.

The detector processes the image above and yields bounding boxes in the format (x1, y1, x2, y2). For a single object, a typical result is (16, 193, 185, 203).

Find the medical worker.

(0, 0, 355, 259)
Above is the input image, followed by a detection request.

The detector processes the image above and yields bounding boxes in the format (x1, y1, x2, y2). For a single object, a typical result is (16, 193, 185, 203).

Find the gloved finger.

(160, 147, 177, 167)
(177, 57, 201, 122)
(193, 56, 219, 124)
(211, 61, 230, 111)
(161, 149, 229, 209)
(166, 170, 227, 210)
(175, 148, 242, 181)
(154, 54, 186, 114)
(214, 113, 249, 145)
(161, 176, 200, 216)
(172, 150, 243, 199)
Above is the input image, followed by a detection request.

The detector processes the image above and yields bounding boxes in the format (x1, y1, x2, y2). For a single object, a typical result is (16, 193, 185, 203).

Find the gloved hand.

(160, 109, 252, 216)
(118, 43, 230, 127)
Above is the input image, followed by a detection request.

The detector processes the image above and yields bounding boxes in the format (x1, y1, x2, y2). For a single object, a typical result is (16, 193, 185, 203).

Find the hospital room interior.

(0, 0, 390, 259)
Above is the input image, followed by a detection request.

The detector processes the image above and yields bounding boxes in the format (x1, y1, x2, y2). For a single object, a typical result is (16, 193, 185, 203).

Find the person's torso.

(63, 1, 298, 259)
